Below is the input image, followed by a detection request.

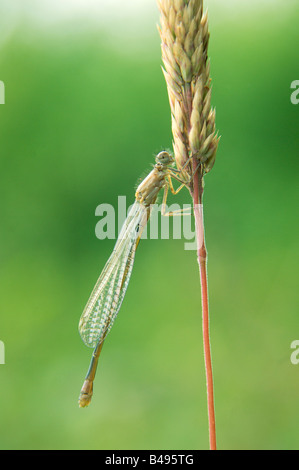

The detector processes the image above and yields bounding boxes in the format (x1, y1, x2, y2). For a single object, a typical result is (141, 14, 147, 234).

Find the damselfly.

(78, 151, 197, 407)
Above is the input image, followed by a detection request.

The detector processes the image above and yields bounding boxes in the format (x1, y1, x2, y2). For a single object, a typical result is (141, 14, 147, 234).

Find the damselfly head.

(155, 151, 174, 167)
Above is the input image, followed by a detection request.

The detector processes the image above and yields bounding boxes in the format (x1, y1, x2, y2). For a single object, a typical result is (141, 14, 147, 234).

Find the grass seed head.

(157, 0, 219, 174)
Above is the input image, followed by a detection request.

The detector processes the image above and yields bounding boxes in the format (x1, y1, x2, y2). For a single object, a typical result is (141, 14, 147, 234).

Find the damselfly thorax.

(135, 152, 175, 207)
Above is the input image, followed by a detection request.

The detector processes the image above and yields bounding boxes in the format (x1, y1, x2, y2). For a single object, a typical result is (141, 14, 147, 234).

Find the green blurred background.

(0, 0, 298, 450)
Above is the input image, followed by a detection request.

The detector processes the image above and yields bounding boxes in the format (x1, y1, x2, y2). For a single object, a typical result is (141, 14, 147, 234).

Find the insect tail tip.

(78, 379, 93, 408)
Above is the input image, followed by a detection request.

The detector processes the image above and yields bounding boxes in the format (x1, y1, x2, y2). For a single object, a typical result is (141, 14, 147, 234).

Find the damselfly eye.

(155, 151, 173, 165)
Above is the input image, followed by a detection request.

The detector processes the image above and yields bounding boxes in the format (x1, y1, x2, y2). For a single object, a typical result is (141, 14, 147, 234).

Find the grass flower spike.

(157, 0, 219, 177)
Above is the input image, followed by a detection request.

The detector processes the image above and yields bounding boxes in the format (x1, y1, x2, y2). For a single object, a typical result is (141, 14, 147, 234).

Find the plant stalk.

(157, 0, 219, 449)
(192, 165, 216, 450)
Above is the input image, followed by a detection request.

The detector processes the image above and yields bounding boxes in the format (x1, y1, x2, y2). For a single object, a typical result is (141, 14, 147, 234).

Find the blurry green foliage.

(0, 4, 298, 449)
